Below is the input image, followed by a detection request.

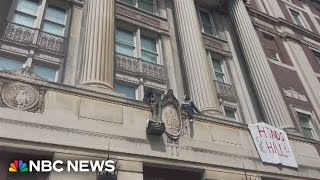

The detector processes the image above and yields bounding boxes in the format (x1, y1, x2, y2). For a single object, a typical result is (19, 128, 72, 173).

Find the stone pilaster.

(80, 0, 115, 90)
(228, 0, 294, 129)
(173, 0, 220, 113)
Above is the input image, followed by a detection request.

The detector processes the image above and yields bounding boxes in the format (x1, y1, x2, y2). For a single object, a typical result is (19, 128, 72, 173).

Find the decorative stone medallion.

(1, 82, 40, 110)
(160, 89, 182, 139)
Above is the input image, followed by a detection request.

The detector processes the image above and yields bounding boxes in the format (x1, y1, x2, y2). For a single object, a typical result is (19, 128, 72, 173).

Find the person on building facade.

(144, 89, 159, 121)
(181, 95, 201, 122)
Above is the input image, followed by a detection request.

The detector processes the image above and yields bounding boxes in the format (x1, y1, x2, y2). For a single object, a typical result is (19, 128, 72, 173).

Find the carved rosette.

(160, 89, 182, 139)
(0, 69, 47, 113)
(1, 82, 39, 110)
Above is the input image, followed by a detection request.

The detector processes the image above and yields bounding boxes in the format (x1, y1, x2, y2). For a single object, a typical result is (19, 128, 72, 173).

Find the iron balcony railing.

(214, 80, 237, 101)
(2, 22, 35, 44)
(2, 21, 66, 55)
(115, 53, 166, 82)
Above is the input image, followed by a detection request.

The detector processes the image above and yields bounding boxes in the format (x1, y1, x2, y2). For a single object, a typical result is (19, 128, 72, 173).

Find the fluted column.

(173, 0, 220, 113)
(80, 0, 115, 90)
(228, 0, 294, 129)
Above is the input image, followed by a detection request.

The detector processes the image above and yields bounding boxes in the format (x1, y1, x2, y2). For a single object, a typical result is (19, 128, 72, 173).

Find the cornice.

(248, 7, 320, 50)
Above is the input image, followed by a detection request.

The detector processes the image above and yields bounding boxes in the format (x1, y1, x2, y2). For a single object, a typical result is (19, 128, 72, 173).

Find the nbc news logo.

(8, 159, 115, 173)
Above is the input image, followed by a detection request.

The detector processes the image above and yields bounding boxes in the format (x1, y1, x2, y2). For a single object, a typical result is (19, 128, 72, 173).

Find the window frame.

(8, 0, 70, 36)
(293, 107, 318, 140)
(269, 49, 281, 61)
(197, 8, 217, 37)
(3, 0, 72, 82)
(31, 59, 60, 82)
(115, 26, 161, 65)
(220, 104, 242, 122)
(41, 2, 68, 37)
(208, 52, 230, 84)
(289, 8, 305, 27)
(9, 0, 41, 28)
(312, 49, 320, 65)
(117, 0, 157, 15)
(115, 82, 138, 100)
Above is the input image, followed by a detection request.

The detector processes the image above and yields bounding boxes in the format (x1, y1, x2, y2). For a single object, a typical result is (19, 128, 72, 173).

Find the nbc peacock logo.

(9, 160, 29, 173)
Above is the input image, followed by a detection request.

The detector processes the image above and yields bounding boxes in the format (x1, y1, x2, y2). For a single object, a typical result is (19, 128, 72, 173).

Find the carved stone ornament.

(0, 68, 47, 113)
(283, 87, 308, 102)
(1, 82, 39, 110)
(160, 89, 182, 139)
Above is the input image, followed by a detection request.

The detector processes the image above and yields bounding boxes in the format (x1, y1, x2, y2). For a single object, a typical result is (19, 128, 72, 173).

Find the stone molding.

(248, 6, 320, 51)
(116, 2, 169, 32)
(283, 87, 308, 102)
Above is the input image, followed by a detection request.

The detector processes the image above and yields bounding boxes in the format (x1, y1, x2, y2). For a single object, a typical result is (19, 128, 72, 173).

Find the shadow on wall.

(147, 135, 166, 152)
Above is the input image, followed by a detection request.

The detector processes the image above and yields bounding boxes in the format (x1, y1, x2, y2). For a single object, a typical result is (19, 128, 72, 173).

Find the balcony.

(215, 80, 237, 101)
(1, 22, 66, 55)
(2, 22, 34, 44)
(37, 31, 66, 54)
(115, 53, 166, 82)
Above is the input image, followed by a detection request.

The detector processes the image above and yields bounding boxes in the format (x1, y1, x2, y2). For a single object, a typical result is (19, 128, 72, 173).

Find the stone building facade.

(0, 0, 319, 179)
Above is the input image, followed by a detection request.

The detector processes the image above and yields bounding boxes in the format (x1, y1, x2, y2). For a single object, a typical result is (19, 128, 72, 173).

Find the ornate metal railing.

(2, 22, 34, 44)
(37, 31, 66, 54)
(115, 53, 166, 81)
(141, 61, 165, 80)
(115, 53, 140, 73)
(215, 80, 237, 101)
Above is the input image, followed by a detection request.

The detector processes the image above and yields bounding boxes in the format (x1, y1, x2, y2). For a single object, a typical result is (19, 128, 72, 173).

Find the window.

(115, 83, 136, 99)
(290, 9, 304, 27)
(118, 0, 156, 14)
(144, 89, 162, 101)
(141, 35, 158, 63)
(269, 49, 280, 61)
(0, 56, 24, 71)
(42, 5, 67, 36)
(297, 112, 316, 139)
(199, 11, 215, 35)
(0, 56, 59, 82)
(224, 107, 238, 121)
(212, 59, 225, 83)
(116, 28, 135, 57)
(32, 64, 58, 81)
(119, 0, 133, 5)
(138, 0, 155, 13)
(312, 50, 320, 65)
(13, 0, 40, 27)
(115, 28, 159, 64)
(11, 0, 68, 36)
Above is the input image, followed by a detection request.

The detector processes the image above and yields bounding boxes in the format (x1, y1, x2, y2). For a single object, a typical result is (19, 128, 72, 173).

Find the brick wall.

(302, 11, 318, 33)
(249, 0, 259, 10)
(291, 0, 303, 8)
(277, 0, 294, 23)
(269, 63, 314, 129)
(301, 44, 320, 74)
(256, 30, 293, 66)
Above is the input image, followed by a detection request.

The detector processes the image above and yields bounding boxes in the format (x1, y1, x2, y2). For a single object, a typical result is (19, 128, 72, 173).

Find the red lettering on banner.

(266, 141, 274, 153)
(270, 130, 281, 140)
(258, 126, 267, 138)
(280, 132, 285, 141)
(273, 142, 279, 155)
(280, 144, 288, 157)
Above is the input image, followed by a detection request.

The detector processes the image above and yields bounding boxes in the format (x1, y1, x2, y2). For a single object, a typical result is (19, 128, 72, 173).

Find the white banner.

(248, 123, 298, 168)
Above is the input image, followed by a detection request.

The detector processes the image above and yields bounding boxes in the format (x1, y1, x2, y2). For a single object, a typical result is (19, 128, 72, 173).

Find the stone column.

(80, 0, 115, 90)
(173, 0, 220, 113)
(228, 0, 294, 129)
